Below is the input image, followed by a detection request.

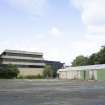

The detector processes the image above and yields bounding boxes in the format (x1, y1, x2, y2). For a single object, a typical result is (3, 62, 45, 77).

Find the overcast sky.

(0, 0, 105, 65)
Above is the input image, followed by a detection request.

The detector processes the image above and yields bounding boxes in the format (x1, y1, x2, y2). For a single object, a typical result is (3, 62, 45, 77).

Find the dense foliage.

(72, 46, 105, 66)
(0, 64, 19, 79)
(43, 65, 54, 78)
(72, 55, 88, 66)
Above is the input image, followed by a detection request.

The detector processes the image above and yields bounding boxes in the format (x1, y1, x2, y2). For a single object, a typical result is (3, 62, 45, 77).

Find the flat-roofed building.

(57, 64, 105, 80)
(0, 50, 45, 76)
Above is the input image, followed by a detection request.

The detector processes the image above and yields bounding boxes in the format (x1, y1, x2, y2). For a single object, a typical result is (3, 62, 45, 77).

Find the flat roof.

(58, 64, 105, 72)
(3, 49, 43, 56)
(44, 60, 64, 63)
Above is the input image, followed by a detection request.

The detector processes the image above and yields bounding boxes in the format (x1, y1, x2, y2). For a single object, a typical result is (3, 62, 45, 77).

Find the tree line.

(72, 46, 105, 66)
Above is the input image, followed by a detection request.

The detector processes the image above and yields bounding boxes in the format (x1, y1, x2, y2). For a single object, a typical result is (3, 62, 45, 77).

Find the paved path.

(0, 80, 105, 105)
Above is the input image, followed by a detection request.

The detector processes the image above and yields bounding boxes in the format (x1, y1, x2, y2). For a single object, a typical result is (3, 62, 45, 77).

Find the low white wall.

(59, 71, 81, 80)
(89, 70, 97, 80)
(18, 68, 44, 76)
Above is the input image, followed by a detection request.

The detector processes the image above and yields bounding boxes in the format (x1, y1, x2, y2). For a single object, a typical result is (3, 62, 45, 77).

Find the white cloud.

(71, 0, 105, 57)
(72, 0, 105, 25)
(48, 27, 63, 37)
(4, 0, 47, 16)
(87, 25, 105, 35)
(72, 0, 105, 33)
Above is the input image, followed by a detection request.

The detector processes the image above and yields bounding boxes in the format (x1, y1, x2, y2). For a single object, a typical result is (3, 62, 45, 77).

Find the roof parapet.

(4, 49, 43, 56)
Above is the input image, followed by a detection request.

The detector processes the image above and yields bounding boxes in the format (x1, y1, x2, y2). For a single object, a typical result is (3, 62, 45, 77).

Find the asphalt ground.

(0, 79, 105, 105)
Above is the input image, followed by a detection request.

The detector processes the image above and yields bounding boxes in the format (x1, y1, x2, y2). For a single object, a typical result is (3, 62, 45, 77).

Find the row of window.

(3, 52, 42, 58)
(2, 64, 44, 68)
(3, 58, 44, 63)
(16, 65, 44, 68)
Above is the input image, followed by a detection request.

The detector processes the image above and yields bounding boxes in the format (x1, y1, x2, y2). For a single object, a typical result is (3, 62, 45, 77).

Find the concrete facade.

(18, 68, 44, 76)
(59, 70, 81, 80)
(58, 70, 98, 80)
(0, 50, 45, 76)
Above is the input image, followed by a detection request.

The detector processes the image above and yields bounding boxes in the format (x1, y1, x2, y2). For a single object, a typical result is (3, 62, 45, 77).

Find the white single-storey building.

(57, 64, 105, 80)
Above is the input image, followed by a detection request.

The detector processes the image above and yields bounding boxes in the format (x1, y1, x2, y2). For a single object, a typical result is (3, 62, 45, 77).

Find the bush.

(43, 65, 54, 78)
(0, 64, 19, 79)
(17, 74, 44, 79)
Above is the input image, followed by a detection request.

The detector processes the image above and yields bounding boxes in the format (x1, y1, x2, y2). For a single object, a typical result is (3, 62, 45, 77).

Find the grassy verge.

(17, 75, 44, 79)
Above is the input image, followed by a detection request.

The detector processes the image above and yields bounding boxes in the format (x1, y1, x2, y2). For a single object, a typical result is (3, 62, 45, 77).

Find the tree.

(97, 46, 105, 64)
(88, 53, 99, 65)
(0, 64, 19, 79)
(43, 65, 53, 78)
(72, 55, 88, 66)
(88, 46, 105, 65)
(71, 46, 105, 66)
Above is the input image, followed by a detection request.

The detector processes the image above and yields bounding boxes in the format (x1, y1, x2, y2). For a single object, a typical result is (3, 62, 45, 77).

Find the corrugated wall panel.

(97, 70, 105, 80)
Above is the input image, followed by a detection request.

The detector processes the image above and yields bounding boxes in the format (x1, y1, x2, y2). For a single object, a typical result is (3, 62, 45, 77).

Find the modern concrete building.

(0, 50, 45, 76)
(57, 64, 105, 80)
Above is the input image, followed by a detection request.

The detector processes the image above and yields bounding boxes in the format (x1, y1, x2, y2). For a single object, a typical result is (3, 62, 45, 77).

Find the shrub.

(43, 65, 54, 78)
(17, 74, 44, 79)
(0, 64, 19, 79)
